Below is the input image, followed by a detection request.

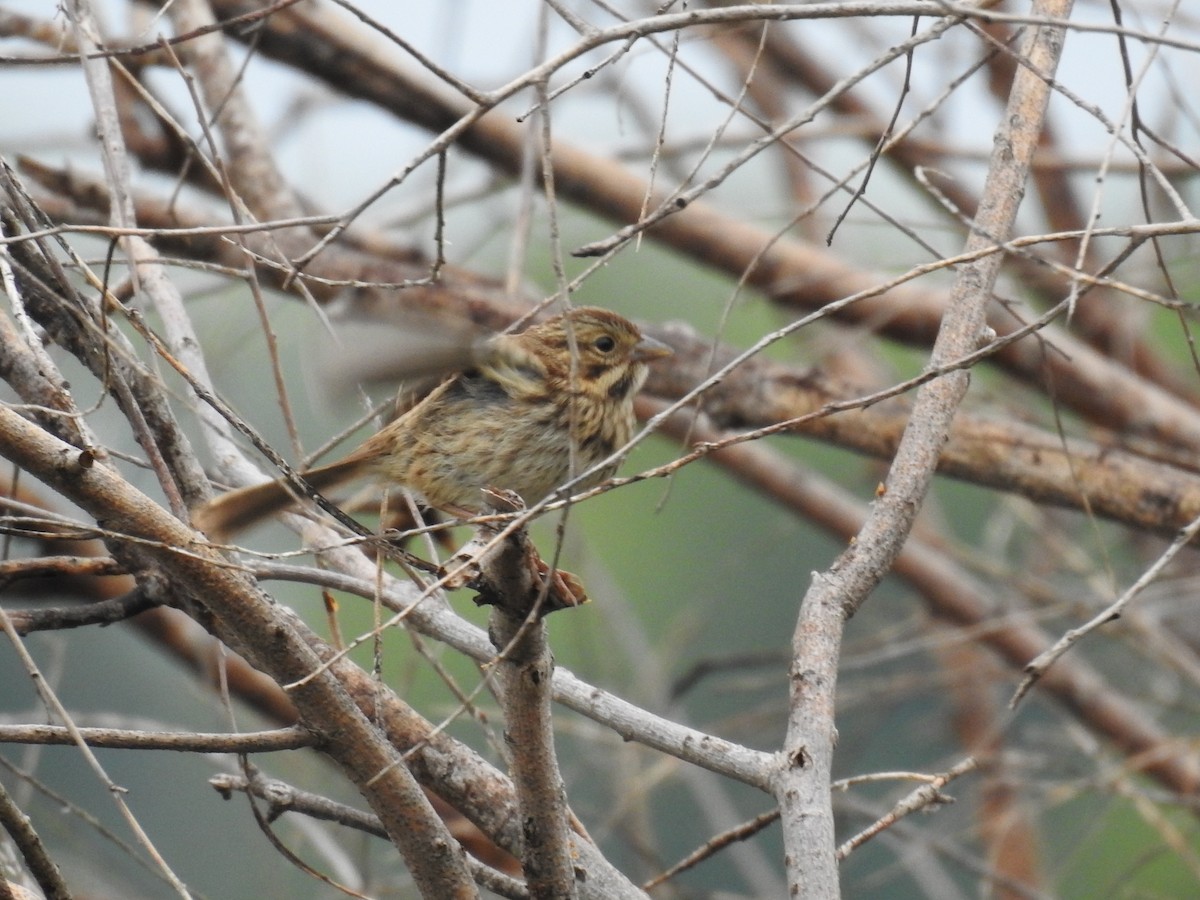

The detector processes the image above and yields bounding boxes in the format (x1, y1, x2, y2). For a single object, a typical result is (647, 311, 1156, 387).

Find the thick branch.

(0, 406, 478, 899)
(477, 513, 578, 899)
(0, 776, 70, 900)
(778, 3, 1074, 893)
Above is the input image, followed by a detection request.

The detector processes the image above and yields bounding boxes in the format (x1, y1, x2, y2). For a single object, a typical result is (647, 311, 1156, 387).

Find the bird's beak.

(633, 334, 673, 362)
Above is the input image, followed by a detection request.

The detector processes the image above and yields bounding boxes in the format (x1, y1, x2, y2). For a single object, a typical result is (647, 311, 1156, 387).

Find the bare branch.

(0, 406, 478, 897)
(0, 776, 70, 900)
(779, 3, 1074, 891)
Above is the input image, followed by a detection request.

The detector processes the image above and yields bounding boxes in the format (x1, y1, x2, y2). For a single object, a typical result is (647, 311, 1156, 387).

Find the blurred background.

(3, 0, 1200, 897)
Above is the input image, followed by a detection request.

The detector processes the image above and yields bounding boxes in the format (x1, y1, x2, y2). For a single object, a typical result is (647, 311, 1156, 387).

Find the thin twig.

(0, 724, 313, 753)
(835, 757, 979, 859)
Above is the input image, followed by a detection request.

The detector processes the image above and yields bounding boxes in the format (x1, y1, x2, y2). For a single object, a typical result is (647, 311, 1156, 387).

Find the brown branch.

(16, 156, 525, 327)
(0, 724, 312, 753)
(210, 772, 529, 900)
(19, 158, 1200, 537)
(0, 777, 70, 900)
(643, 321, 1200, 535)
(0, 554, 125, 582)
(0, 459, 299, 727)
(2, 186, 211, 511)
(284, 599, 525, 849)
(4, 588, 158, 633)
(469, 495, 579, 899)
(0, 405, 478, 898)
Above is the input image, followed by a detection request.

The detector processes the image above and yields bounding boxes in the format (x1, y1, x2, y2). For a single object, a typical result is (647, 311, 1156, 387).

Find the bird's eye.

(593, 334, 616, 353)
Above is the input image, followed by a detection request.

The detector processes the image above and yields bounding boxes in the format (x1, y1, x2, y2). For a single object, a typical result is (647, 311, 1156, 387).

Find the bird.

(193, 306, 672, 540)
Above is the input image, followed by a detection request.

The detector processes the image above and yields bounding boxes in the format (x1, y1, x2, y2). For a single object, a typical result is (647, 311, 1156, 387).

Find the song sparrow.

(194, 307, 671, 539)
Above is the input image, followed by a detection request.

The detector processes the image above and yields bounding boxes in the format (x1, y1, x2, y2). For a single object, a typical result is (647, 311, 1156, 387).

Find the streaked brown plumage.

(194, 307, 671, 539)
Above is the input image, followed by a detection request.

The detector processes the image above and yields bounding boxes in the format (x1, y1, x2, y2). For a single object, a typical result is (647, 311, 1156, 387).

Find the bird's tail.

(192, 458, 362, 541)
